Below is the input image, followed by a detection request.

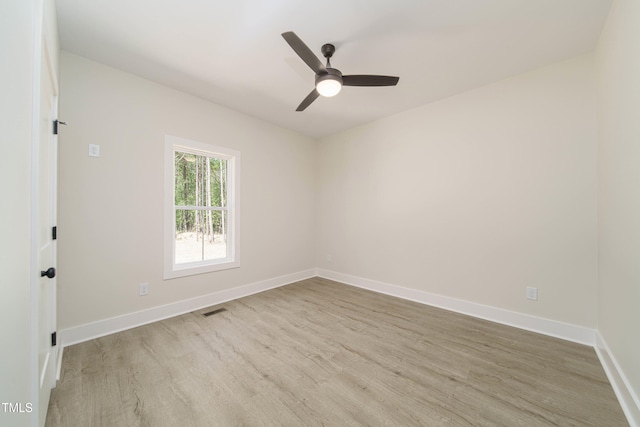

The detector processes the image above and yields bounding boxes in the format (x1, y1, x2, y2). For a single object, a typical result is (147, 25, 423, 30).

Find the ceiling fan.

(282, 31, 400, 111)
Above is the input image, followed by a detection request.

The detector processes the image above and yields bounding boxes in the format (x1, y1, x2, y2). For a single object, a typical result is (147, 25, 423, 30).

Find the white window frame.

(164, 135, 240, 279)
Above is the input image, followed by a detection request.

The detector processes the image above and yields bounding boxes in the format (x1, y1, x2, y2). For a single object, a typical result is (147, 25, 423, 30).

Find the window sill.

(163, 260, 240, 280)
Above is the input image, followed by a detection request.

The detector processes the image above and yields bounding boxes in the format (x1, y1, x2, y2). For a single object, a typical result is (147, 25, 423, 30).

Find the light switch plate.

(88, 144, 100, 157)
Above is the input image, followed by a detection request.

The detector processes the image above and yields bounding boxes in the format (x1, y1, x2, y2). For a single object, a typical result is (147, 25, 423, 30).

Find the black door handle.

(41, 267, 56, 279)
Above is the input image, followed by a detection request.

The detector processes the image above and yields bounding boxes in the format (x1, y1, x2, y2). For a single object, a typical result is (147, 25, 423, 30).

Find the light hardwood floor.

(46, 278, 628, 426)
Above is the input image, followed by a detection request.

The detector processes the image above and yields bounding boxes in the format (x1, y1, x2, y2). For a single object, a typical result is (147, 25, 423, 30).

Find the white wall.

(57, 52, 316, 330)
(317, 54, 598, 328)
(596, 0, 640, 422)
(0, 1, 37, 424)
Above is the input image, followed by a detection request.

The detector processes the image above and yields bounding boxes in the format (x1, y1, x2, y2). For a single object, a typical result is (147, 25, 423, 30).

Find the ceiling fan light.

(316, 76, 342, 97)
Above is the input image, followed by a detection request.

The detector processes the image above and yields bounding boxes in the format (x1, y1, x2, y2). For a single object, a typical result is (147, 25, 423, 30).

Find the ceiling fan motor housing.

(321, 43, 335, 59)
(316, 67, 343, 85)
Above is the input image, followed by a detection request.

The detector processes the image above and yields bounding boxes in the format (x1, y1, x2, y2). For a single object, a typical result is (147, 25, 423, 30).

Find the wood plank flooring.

(46, 278, 628, 426)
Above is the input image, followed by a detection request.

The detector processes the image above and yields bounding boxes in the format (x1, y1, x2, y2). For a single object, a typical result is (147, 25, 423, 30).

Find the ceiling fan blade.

(282, 31, 326, 74)
(296, 89, 320, 111)
(342, 75, 400, 87)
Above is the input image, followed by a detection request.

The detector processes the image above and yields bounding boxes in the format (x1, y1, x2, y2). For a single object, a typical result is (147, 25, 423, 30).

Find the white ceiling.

(56, 0, 612, 139)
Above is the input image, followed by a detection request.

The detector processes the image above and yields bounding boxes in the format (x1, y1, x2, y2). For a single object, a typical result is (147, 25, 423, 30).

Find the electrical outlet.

(526, 286, 538, 301)
(139, 282, 149, 296)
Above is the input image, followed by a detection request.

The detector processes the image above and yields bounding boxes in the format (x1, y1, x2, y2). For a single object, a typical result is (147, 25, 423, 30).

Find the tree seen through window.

(174, 151, 228, 264)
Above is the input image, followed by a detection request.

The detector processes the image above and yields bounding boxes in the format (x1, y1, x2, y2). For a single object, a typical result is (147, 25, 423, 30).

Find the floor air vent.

(202, 308, 227, 317)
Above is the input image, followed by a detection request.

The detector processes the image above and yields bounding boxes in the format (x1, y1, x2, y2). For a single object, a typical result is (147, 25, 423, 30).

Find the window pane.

(175, 209, 228, 265)
(174, 152, 196, 206)
(205, 157, 227, 207)
(174, 151, 227, 208)
(208, 157, 227, 208)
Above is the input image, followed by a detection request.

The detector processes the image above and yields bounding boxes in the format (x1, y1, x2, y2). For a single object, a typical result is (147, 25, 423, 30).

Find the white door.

(35, 42, 58, 427)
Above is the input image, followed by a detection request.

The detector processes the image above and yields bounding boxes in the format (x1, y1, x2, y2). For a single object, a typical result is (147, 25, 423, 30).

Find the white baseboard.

(56, 345, 64, 381)
(59, 269, 317, 348)
(595, 332, 640, 427)
(57, 267, 637, 426)
(317, 268, 596, 346)
(56, 267, 637, 426)
(320, 269, 639, 426)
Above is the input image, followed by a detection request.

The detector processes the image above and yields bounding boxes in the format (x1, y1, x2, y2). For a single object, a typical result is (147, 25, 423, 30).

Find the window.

(164, 135, 240, 279)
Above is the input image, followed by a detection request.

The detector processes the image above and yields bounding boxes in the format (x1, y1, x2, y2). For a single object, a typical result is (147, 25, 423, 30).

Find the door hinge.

(52, 226, 57, 240)
(53, 119, 67, 135)
(51, 332, 57, 347)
